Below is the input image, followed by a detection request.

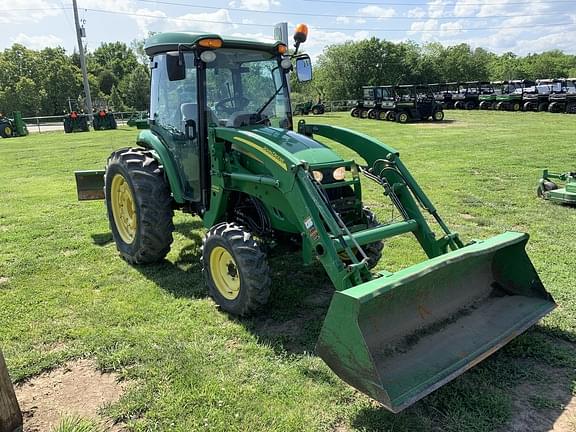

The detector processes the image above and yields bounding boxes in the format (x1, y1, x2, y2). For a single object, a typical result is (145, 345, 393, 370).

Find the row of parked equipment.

(352, 78, 576, 122)
(430, 78, 575, 113)
(350, 84, 445, 123)
(63, 109, 118, 133)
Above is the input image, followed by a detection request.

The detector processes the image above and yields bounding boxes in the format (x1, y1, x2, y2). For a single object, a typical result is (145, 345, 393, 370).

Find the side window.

(150, 53, 198, 135)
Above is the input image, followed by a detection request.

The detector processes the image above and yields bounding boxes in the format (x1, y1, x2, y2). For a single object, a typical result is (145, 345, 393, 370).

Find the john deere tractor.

(75, 26, 555, 412)
(293, 100, 325, 116)
(63, 110, 90, 133)
(92, 108, 118, 130)
(0, 111, 28, 138)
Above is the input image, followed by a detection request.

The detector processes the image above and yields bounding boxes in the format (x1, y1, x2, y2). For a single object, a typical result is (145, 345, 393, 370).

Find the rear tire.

(523, 101, 532, 111)
(378, 110, 387, 121)
(537, 102, 548, 112)
(350, 108, 360, 118)
(202, 222, 271, 316)
(105, 148, 174, 264)
(385, 111, 395, 121)
(465, 101, 475, 110)
(367, 109, 377, 120)
(454, 101, 463, 109)
(512, 102, 521, 111)
(312, 107, 320, 115)
(566, 103, 576, 114)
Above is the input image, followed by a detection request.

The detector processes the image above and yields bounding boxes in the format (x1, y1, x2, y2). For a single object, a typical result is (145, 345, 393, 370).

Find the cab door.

(150, 52, 202, 202)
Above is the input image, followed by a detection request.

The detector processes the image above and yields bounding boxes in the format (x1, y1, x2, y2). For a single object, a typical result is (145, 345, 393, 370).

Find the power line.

(301, 0, 576, 5)
(81, 7, 576, 32)
(131, 0, 571, 20)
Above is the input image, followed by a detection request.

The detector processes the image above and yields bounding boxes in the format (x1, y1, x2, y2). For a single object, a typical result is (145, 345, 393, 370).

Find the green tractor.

(63, 110, 90, 133)
(537, 169, 576, 204)
(75, 28, 555, 412)
(127, 112, 150, 129)
(92, 108, 118, 130)
(0, 111, 29, 138)
(293, 100, 325, 116)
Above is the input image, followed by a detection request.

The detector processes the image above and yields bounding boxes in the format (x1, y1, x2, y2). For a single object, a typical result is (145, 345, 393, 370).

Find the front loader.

(75, 27, 555, 413)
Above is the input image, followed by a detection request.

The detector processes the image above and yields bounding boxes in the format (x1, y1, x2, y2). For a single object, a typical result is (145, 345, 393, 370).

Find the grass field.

(1, 110, 575, 432)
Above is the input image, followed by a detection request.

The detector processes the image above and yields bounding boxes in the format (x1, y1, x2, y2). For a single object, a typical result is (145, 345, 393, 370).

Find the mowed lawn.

(1, 110, 575, 432)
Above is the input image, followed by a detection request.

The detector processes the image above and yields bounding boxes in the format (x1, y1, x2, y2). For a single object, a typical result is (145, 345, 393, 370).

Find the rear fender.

(136, 129, 185, 203)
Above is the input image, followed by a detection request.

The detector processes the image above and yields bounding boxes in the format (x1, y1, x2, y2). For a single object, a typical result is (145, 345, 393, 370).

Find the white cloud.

(357, 5, 396, 21)
(168, 9, 234, 33)
(407, 8, 426, 19)
(133, 8, 167, 36)
(0, 0, 61, 24)
(336, 16, 350, 24)
(426, 0, 450, 19)
(10, 33, 64, 49)
(235, 0, 279, 11)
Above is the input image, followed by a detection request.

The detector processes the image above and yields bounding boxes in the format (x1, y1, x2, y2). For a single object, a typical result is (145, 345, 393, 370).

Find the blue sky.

(2, 0, 576, 60)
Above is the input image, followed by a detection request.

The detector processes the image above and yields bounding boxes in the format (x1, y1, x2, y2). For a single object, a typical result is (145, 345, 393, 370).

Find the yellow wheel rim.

(110, 174, 137, 244)
(4, 126, 12, 136)
(210, 246, 240, 300)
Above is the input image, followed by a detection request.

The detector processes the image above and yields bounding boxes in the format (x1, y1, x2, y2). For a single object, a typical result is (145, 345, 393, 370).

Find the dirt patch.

(0, 276, 9, 286)
(16, 359, 126, 432)
(500, 364, 576, 432)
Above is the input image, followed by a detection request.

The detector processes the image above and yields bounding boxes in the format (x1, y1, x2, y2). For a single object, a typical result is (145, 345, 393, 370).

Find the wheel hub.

(111, 174, 137, 244)
(210, 246, 241, 300)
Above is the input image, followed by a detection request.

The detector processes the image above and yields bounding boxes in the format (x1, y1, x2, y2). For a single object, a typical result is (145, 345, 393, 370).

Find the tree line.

(2, 36, 576, 116)
(0, 41, 149, 117)
(292, 37, 576, 102)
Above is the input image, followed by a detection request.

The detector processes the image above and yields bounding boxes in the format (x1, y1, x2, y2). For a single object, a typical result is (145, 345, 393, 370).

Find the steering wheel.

(215, 97, 250, 116)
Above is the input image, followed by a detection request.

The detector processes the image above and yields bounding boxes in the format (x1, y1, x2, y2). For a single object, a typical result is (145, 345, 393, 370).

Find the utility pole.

(72, 0, 93, 120)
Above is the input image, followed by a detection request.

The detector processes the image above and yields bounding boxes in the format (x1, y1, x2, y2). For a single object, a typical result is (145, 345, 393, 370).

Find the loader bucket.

(317, 231, 555, 413)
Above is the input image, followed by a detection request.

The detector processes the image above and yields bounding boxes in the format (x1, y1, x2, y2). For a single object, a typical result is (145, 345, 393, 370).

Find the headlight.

(312, 170, 324, 182)
(332, 166, 346, 181)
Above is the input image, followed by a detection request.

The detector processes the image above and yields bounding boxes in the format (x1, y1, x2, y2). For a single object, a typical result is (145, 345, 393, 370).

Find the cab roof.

(144, 32, 284, 56)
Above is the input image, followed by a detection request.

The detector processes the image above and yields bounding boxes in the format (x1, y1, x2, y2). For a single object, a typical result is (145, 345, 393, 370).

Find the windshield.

(205, 48, 290, 128)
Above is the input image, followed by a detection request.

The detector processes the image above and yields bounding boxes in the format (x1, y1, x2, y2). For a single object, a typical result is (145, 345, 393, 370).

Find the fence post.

(36, 117, 41, 134)
(0, 349, 22, 432)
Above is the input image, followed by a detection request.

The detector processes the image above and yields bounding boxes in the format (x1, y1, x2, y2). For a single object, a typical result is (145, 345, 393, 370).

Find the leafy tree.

(119, 65, 150, 110)
(98, 69, 118, 95)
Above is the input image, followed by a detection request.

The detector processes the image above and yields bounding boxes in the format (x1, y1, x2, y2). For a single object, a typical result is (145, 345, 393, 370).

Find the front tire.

(202, 222, 271, 316)
(105, 148, 174, 264)
(0, 124, 12, 138)
(432, 110, 444, 121)
(396, 112, 409, 123)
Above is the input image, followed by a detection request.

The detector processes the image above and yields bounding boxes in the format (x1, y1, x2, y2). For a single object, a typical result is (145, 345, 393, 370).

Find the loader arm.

(298, 121, 464, 256)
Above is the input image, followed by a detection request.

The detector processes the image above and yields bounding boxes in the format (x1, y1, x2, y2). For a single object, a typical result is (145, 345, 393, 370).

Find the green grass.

(1, 110, 575, 431)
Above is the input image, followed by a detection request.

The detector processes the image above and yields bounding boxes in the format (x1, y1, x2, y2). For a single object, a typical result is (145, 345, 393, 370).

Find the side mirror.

(185, 119, 197, 140)
(295, 55, 312, 82)
(166, 52, 185, 81)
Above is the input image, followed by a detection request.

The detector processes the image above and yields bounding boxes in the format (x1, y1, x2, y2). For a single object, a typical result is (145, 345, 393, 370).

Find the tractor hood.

(248, 127, 344, 165)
